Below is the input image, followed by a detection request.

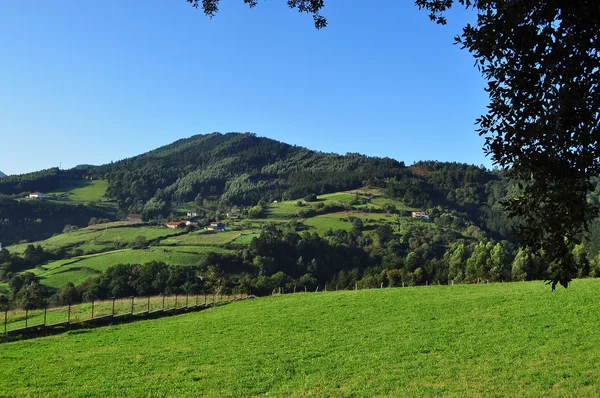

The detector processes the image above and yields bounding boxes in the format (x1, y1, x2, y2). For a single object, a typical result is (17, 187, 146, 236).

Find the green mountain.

(84, 132, 409, 211)
(0, 132, 517, 244)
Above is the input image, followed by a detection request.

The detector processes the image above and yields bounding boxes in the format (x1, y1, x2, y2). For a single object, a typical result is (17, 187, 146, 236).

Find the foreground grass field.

(2, 280, 600, 397)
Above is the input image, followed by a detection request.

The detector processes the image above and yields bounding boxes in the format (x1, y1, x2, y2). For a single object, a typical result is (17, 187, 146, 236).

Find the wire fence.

(1, 292, 244, 337)
(1, 281, 414, 339)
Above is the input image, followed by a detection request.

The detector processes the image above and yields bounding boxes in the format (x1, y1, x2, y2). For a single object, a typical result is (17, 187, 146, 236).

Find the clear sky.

(0, 1, 490, 176)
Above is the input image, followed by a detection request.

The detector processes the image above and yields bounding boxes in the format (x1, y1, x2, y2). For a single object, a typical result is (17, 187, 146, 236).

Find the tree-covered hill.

(1, 132, 518, 243)
(82, 132, 409, 213)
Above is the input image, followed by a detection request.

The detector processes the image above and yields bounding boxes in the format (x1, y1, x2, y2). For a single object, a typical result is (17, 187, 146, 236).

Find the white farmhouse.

(28, 192, 46, 199)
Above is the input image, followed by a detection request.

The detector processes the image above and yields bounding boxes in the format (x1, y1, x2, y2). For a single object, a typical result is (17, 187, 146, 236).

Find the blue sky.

(0, 1, 490, 176)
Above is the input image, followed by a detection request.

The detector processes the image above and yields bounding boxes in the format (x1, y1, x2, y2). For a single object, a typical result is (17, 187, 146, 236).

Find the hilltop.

(2, 280, 600, 397)
(0, 170, 5, 178)
(0, 132, 512, 245)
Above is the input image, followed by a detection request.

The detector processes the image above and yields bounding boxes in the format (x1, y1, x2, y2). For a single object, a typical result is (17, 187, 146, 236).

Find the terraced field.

(7, 224, 181, 254)
(33, 246, 231, 289)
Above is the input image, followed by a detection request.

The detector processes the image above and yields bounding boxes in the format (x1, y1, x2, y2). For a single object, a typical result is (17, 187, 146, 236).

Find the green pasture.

(316, 192, 356, 204)
(303, 212, 394, 234)
(6, 225, 181, 255)
(34, 246, 230, 290)
(266, 200, 305, 218)
(2, 280, 600, 397)
(370, 197, 419, 212)
(230, 233, 259, 245)
(46, 179, 109, 203)
(160, 230, 243, 246)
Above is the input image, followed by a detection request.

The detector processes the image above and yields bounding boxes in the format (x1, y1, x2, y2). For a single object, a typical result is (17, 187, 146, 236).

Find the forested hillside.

(0, 197, 114, 245)
(1, 132, 517, 243)
(71, 132, 512, 238)
(83, 132, 407, 212)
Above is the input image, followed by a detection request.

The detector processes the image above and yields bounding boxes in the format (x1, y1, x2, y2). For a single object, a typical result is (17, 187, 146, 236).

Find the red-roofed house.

(167, 221, 187, 229)
(127, 213, 142, 222)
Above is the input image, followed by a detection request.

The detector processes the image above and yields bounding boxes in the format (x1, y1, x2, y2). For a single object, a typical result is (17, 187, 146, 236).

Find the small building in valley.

(28, 192, 46, 199)
(207, 222, 225, 231)
(187, 212, 198, 217)
(186, 220, 199, 227)
(127, 213, 142, 222)
(167, 221, 187, 229)
(411, 211, 430, 220)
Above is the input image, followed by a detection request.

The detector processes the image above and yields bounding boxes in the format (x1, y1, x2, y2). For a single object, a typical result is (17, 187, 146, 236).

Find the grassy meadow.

(33, 246, 231, 289)
(2, 280, 600, 397)
(6, 224, 181, 255)
(46, 179, 109, 203)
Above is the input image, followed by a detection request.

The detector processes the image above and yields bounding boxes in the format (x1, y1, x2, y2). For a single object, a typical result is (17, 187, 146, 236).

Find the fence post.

(175, 294, 178, 309)
(4, 308, 7, 335)
(212, 293, 215, 306)
(147, 296, 150, 313)
(315, 286, 319, 293)
(91, 300, 95, 320)
(186, 294, 189, 308)
(294, 285, 296, 293)
(162, 295, 165, 310)
(112, 297, 116, 316)
(131, 296, 134, 315)
(304, 286, 307, 293)
(324, 285, 327, 292)
(44, 306, 47, 326)
(381, 282, 384, 289)
(196, 294, 199, 307)
(25, 307, 28, 328)
(355, 283, 358, 291)
(204, 293, 207, 306)
(68, 304, 71, 325)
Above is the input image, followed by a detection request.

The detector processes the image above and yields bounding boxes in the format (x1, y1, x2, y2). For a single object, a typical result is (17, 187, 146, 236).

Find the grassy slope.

(46, 179, 109, 203)
(34, 246, 231, 289)
(2, 280, 600, 397)
(6, 224, 181, 255)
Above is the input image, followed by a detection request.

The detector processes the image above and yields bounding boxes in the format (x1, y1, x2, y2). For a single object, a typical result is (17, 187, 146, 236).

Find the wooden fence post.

(25, 307, 28, 328)
(304, 286, 307, 293)
(131, 296, 134, 315)
(68, 304, 71, 325)
(4, 308, 7, 335)
(162, 295, 165, 310)
(175, 294, 178, 309)
(91, 300, 95, 320)
(294, 285, 296, 293)
(147, 296, 151, 313)
(112, 297, 116, 316)
(44, 306, 47, 326)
